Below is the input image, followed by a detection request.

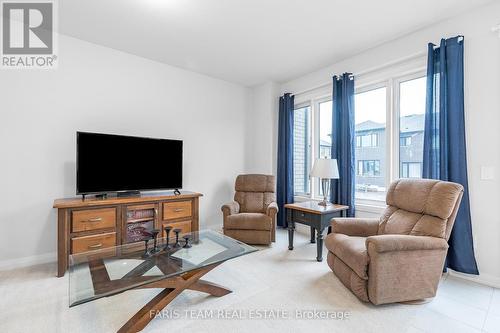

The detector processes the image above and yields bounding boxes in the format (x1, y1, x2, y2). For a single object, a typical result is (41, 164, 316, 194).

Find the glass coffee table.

(69, 230, 257, 333)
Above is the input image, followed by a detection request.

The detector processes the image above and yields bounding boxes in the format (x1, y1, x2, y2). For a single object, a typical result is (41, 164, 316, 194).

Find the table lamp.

(310, 158, 339, 206)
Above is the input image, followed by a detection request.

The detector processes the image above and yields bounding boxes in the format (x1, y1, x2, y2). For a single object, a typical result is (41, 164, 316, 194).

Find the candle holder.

(173, 228, 182, 248)
(163, 225, 173, 251)
(142, 238, 152, 258)
(183, 235, 192, 248)
(151, 229, 160, 253)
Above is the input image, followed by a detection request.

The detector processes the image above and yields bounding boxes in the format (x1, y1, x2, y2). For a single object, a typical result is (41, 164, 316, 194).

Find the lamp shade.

(310, 158, 339, 179)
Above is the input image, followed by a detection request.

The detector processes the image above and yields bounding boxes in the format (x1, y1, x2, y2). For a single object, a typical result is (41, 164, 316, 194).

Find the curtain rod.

(292, 50, 427, 97)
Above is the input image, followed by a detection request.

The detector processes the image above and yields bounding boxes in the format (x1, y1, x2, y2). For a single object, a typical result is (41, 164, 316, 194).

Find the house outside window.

(293, 106, 311, 196)
(354, 86, 387, 201)
(291, 93, 333, 199)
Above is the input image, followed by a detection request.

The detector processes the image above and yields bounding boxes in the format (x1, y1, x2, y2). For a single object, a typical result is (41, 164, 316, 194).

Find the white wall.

(0, 35, 251, 266)
(245, 81, 280, 175)
(271, 2, 500, 285)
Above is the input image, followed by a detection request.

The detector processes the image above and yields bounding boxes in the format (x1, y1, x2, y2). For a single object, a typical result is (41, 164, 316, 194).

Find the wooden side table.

(285, 201, 349, 262)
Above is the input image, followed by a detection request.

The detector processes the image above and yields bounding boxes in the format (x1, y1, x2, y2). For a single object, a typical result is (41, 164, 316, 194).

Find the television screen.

(77, 132, 182, 194)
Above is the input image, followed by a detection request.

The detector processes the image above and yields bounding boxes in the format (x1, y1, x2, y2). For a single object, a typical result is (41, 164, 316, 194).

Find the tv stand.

(53, 191, 202, 277)
(174, 189, 181, 195)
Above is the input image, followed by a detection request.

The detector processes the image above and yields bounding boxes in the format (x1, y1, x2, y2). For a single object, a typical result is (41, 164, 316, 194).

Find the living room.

(1, 0, 500, 332)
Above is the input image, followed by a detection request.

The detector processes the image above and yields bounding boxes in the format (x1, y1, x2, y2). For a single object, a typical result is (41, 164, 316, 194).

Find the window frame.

(293, 90, 332, 201)
(354, 69, 426, 208)
(291, 58, 427, 210)
(292, 102, 312, 197)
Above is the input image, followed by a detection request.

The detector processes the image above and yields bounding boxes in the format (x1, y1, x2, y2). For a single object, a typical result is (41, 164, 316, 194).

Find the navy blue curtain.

(422, 36, 479, 275)
(277, 93, 294, 227)
(330, 74, 355, 217)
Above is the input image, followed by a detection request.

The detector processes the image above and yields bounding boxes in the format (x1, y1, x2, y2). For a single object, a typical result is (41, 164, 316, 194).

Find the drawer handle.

(173, 208, 184, 212)
(88, 243, 103, 249)
(84, 217, 102, 223)
(301, 213, 305, 217)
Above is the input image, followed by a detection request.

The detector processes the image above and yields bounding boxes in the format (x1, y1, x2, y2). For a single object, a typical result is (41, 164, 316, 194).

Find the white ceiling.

(59, 0, 495, 86)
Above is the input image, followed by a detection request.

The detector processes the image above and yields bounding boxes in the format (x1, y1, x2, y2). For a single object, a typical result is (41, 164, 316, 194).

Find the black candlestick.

(163, 226, 173, 251)
(183, 235, 192, 248)
(173, 228, 182, 248)
(151, 229, 160, 253)
(142, 238, 151, 258)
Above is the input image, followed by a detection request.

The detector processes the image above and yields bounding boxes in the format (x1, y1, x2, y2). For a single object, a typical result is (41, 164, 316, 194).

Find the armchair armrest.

(366, 234, 448, 253)
(266, 202, 278, 217)
(331, 218, 379, 237)
(221, 201, 240, 216)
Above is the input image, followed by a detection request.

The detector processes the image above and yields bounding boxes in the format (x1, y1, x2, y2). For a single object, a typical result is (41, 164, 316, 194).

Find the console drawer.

(162, 220, 191, 237)
(163, 201, 192, 220)
(292, 210, 312, 224)
(71, 232, 117, 254)
(72, 208, 116, 233)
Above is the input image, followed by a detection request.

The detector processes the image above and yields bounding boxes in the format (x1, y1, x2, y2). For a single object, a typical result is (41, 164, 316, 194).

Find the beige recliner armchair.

(221, 174, 277, 245)
(325, 179, 464, 305)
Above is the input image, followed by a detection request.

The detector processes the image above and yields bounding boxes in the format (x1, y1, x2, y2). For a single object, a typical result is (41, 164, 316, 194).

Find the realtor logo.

(1, 1, 57, 68)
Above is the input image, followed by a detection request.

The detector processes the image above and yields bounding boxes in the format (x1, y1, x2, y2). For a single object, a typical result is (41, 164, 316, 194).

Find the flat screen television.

(77, 132, 183, 195)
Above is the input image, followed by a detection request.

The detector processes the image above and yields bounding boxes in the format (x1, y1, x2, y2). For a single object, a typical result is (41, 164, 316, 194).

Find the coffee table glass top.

(69, 230, 257, 307)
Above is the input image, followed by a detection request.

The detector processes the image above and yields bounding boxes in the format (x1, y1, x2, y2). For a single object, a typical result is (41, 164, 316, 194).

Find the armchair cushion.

(366, 234, 448, 253)
(410, 215, 447, 239)
(383, 209, 422, 235)
(234, 174, 276, 213)
(225, 213, 272, 231)
(331, 218, 379, 237)
(325, 234, 369, 280)
(221, 201, 240, 216)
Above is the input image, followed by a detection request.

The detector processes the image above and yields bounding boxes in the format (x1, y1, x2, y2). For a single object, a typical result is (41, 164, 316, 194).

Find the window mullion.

(310, 98, 319, 199)
(392, 78, 401, 181)
(387, 78, 396, 188)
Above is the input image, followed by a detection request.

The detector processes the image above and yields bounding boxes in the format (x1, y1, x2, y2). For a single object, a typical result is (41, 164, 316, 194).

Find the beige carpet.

(0, 228, 498, 333)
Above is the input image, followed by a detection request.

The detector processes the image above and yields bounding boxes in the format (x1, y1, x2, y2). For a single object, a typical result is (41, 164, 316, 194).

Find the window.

(318, 100, 332, 197)
(293, 106, 311, 195)
(357, 133, 378, 147)
(292, 96, 332, 198)
(292, 63, 426, 206)
(400, 136, 412, 147)
(401, 162, 422, 178)
(319, 100, 332, 159)
(357, 160, 381, 176)
(354, 87, 387, 202)
(399, 77, 426, 179)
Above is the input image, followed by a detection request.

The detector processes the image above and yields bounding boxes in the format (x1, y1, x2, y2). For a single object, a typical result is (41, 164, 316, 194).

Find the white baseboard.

(0, 252, 57, 272)
(448, 270, 500, 289)
(203, 223, 223, 232)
